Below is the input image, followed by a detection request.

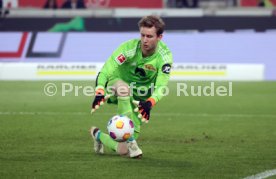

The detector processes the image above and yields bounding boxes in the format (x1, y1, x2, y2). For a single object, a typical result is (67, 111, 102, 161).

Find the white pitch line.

(244, 169, 276, 179)
(0, 111, 276, 118)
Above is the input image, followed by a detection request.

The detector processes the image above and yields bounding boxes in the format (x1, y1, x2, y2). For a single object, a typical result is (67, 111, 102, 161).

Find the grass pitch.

(0, 81, 276, 178)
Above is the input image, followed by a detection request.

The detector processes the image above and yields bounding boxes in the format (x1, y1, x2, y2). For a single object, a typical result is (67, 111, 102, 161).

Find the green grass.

(0, 81, 276, 178)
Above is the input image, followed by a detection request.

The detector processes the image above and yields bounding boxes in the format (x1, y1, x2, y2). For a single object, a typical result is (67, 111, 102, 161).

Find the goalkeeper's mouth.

(143, 44, 149, 49)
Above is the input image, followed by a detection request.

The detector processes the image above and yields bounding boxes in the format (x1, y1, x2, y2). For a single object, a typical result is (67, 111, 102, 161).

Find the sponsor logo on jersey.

(144, 64, 156, 72)
(115, 54, 126, 64)
(162, 64, 171, 74)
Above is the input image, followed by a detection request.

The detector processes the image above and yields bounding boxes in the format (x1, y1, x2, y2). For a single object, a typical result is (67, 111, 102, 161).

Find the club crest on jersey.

(115, 54, 126, 65)
(162, 64, 171, 74)
(144, 64, 156, 72)
(135, 67, 146, 77)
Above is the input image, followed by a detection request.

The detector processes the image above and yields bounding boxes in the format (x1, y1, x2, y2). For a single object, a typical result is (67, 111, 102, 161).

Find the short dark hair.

(138, 15, 165, 36)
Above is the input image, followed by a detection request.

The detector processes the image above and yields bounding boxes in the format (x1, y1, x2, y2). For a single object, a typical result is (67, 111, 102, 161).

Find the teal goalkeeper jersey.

(96, 39, 173, 103)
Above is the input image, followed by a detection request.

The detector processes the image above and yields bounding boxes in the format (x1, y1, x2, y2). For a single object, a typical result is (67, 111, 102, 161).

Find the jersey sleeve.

(96, 40, 134, 90)
(149, 51, 173, 104)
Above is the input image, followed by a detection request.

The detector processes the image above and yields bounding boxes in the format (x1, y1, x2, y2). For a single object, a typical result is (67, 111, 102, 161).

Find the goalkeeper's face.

(140, 26, 163, 56)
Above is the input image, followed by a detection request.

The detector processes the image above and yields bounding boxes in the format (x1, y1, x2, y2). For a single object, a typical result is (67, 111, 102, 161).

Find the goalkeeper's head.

(138, 16, 165, 56)
(138, 15, 165, 36)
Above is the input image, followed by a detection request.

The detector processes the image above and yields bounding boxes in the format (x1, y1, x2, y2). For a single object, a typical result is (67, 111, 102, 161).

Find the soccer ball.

(107, 115, 134, 142)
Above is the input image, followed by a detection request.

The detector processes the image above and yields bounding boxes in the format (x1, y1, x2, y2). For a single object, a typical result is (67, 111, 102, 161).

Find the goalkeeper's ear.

(157, 34, 163, 41)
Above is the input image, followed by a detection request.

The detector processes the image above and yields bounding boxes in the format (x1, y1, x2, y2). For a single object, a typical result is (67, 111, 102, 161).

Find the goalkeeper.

(90, 15, 173, 158)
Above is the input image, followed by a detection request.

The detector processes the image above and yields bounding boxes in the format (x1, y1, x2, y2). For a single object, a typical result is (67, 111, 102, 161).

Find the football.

(107, 115, 134, 142)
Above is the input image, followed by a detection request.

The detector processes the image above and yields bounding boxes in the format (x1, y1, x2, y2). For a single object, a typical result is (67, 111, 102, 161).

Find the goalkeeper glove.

(133, 98, 155, 123)
(91, 88, 109, 114)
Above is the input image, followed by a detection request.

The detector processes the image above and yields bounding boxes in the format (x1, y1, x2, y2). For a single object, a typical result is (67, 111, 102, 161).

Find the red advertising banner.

(240, 0, 276, 6)
(18, 0, 163, 8)
(108, 0, 163, 8)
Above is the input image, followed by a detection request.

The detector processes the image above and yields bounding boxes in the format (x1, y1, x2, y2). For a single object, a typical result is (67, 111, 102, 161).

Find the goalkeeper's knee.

(112, 80, 130, 97)
(116, 142, 128, 155)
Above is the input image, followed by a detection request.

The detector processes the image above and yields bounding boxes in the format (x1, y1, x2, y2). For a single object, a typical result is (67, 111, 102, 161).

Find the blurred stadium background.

(0, 0, 276, 80)
(0, 0, 276, 178)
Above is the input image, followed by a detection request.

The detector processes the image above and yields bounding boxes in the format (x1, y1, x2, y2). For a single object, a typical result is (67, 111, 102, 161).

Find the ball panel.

(129, 120, 134, 128)
(123, 133, 131, 140)
(109, 132, 116, 140)
(108, 119, 112, 126)
(116, 120, 124, 129)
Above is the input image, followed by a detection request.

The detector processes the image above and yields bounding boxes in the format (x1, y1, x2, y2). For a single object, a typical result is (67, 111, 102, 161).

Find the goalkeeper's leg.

(113, 80, 143, 158)
(90, 127, 131, 155)
(90, 80, 142, 157)
(90, 126, 139, 156)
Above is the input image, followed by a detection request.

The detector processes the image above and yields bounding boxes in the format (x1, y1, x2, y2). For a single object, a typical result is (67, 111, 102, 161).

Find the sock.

(117, 96, 132, 117)
(127, 136, 135, 142)
(93, 129, 101, 141)
(98, 131, 118, 151)
(133, 131, 140, 140)
(117, 96, 142, 140)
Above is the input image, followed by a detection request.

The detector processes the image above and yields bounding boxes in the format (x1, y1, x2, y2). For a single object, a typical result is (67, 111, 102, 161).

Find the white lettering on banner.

(0, 63, 264, 81)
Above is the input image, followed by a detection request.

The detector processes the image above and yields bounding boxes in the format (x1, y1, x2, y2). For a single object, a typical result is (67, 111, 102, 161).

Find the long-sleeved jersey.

(96, 39, 173, 104)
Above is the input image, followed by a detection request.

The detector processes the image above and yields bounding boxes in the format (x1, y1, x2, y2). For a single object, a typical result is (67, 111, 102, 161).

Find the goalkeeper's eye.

(141, 34, 153, 39)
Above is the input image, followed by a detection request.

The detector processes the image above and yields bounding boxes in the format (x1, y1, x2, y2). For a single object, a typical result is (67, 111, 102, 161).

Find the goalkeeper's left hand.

(132, 99, 155, 123)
